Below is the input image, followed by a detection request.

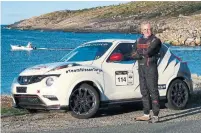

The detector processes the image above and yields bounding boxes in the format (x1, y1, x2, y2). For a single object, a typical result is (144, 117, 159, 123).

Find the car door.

(101, 42, 141, 100)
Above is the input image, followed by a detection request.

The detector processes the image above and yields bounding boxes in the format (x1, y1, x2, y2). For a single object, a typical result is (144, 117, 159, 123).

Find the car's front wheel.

(167, 79, 189, 110)
(69, 83, 100, 119)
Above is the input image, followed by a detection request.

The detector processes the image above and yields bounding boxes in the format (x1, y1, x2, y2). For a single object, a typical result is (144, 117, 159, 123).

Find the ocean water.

(1, 26, 201, 94)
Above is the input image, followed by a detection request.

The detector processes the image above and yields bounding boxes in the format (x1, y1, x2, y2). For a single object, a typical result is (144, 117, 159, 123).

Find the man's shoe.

(150, 116, 159, 123)
(135, 114, 150, 121)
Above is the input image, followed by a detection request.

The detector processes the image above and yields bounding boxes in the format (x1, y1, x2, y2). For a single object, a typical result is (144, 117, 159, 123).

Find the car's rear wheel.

(167, 79, 189, 110)
(69, 83, 100, 119)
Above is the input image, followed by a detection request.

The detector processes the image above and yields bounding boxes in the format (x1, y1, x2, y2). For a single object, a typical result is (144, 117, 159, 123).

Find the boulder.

(171, 40, 180, 46)
(184, 38, 195, 46)
(192, 73, 198, 79)
(195, 37, 201, 46)
(178, 36, 186, 45)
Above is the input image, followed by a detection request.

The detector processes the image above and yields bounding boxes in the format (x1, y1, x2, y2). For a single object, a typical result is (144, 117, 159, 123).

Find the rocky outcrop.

(155, 14, 201, 46)
(8, 1, 201, 46)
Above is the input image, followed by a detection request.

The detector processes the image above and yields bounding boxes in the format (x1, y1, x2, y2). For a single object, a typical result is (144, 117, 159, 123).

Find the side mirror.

(109, 53, 123, 62)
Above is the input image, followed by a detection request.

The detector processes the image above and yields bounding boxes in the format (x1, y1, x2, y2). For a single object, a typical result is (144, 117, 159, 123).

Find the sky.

(1, 1, 128, 25)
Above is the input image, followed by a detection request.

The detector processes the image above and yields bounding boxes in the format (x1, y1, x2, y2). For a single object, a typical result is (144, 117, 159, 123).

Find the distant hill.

(8, 1, 201, 46)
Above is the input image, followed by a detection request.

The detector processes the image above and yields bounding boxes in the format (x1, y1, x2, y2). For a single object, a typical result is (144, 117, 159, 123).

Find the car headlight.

(46, 77, 54, 86)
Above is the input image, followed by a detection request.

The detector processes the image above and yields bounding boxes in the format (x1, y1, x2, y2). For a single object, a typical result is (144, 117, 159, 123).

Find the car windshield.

(60, 42, 112, 62)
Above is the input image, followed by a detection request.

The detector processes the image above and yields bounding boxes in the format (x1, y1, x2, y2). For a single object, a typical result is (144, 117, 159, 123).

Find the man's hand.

(131, 52, 137, 57)
(131, 52, 144, 60)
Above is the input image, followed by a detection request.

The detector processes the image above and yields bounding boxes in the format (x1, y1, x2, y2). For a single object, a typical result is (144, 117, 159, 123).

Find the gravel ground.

(53, 120, 201, 133)
(1, 76, 201, 133)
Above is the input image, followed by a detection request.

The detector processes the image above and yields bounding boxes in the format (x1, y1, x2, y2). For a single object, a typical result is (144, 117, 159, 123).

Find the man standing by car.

(132, 22, 162, 123)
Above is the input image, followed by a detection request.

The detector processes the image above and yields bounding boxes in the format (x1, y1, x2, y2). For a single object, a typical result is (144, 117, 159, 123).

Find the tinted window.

(108, 43, 135, 62)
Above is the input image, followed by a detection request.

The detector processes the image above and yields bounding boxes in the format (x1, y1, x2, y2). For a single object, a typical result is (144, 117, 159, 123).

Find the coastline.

(3, 26, 201, 47)
(6, 1, 201, 46)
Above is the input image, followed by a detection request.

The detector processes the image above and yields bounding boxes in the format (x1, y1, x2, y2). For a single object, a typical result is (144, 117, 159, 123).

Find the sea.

(1, 25, 201, 94)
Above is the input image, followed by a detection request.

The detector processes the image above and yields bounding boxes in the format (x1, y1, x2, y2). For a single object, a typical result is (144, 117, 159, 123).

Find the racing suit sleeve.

(145, 38, 162, 57)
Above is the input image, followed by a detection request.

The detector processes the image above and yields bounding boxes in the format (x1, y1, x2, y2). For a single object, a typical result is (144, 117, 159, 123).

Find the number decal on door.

(117, 77, 127, 82)
(115, 71, 133, 86)
(115, 71, 128, 86)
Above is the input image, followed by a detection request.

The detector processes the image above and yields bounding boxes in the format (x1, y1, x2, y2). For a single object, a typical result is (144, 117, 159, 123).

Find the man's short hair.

(140, 21, 153, 32)
(140, 21, 152, 29)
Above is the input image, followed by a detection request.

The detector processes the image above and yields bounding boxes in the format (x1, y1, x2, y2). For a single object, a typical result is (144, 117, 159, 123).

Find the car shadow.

(159, 106, 201, 122)
(95, 90, 201, 119)
(96, 102, 142, 117)
(95, 100, 167, 118)
(159, 90, 201, 122)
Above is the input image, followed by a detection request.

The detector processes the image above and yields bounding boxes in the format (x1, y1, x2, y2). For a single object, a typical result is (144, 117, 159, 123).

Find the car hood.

(19, 61, 93, 76)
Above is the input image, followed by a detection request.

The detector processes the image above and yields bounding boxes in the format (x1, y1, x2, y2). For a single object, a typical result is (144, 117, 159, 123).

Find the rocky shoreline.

(155, 14, 201, 46)
(7, 1, 201, 46)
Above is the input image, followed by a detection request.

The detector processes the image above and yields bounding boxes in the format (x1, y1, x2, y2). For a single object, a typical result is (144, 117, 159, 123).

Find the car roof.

(84, 39, 171, 49)
(86, 39, 136, 44)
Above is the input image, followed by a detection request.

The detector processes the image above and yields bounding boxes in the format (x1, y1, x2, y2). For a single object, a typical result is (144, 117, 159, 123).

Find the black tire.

(167, 79, 189, 110)
(27, 109, 38, 113)
(69, 83, 100, 119)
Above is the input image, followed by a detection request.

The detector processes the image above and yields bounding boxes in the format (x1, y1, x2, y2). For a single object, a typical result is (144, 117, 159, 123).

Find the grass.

(1, 107, 28, 117)
(1, 95, 28, 117)
(38, 1, 201, 22)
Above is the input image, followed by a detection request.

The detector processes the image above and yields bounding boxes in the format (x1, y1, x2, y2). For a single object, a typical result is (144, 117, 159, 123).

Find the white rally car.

(11, 39, 193, 119)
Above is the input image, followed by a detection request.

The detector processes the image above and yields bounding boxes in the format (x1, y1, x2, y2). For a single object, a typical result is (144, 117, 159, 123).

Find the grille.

(14, 95, 44, 105)
(16, 87, 27, 93)
(17, 74, 60, 85)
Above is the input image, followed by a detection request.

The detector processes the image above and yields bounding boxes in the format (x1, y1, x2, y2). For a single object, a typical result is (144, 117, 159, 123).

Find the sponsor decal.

(127, 71, 134, 85)
(80, 43, 110, 48)
(158, 84, 166, 89)
(137, 44, 149, 55)
(66, 68, 103, 73)
(30, 68, 41, 70)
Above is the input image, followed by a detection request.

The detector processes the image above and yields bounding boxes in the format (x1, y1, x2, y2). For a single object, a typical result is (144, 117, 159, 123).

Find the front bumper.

(11, 80, 65, 110)
(13, 94, 68, 110)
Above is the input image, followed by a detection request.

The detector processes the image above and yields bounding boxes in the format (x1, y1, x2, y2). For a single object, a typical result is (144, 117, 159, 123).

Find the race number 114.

(115, 74, 127, 86)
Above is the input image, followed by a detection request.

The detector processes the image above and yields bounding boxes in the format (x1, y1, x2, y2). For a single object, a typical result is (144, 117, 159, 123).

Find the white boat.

(10, 45, 35, 51)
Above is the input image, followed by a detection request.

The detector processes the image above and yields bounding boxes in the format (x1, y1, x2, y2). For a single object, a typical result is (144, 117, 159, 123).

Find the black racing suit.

(132, 34, 162, 116)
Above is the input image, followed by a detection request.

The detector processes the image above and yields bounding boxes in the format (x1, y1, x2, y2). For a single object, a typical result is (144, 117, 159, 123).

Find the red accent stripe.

(14, 96, 38, 98)
(137, 44, 149, 49)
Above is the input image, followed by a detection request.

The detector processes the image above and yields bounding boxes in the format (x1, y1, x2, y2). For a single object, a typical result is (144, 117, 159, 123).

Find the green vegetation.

(1, 107, 28, 116)
(98, 1, 201, 18)
(1, 96, 28, 117)
(40, 1, 201, 20)
(40, 11, 73, 20)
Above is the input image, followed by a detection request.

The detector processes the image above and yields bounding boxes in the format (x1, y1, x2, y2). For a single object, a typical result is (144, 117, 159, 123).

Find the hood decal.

(30, 65, 48, 70)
